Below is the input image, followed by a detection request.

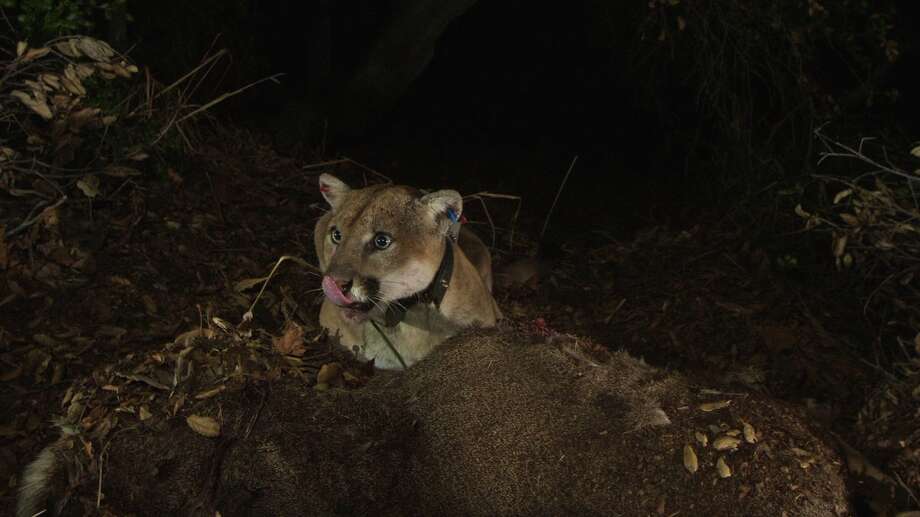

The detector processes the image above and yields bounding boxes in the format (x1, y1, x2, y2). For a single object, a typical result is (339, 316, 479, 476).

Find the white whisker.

(389, 298, 410, 311)
(378, 279, 414, 288)
(368, 297, 389, 314)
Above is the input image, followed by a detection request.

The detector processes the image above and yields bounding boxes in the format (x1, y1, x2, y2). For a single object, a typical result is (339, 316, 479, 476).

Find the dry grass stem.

(541, 155, 578, 241)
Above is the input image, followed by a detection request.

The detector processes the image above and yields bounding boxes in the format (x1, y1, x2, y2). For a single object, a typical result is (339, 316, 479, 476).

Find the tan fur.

(314, 174, 501, 369)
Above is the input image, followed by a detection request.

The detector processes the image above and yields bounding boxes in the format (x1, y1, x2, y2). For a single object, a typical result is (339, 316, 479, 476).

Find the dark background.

(116, 0, 920, 235)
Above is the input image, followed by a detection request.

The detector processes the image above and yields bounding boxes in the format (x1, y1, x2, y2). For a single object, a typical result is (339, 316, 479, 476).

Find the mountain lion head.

(314, 173, 462, 322)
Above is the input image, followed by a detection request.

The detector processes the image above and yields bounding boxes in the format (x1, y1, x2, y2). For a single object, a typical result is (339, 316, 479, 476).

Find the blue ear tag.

(446, 207, 461, 242)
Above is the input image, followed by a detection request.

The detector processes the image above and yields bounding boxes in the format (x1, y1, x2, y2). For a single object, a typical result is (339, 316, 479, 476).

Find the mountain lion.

(314, 173, 501, 369)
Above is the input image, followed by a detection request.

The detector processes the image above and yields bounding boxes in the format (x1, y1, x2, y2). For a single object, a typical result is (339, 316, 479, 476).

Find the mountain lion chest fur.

(314, 174, 501, 369)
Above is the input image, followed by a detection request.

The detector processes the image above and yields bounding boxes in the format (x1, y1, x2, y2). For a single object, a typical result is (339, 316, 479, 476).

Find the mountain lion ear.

(420, 189, 463, 234)
(318, 174, 350, 212)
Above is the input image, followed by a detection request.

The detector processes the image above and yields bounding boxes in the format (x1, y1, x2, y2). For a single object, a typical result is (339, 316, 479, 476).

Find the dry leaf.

(211, 317, 232, 333)
(833, 189, 853, 204)
(76, 175, 101, 198)
(194, 384, 226, 400)
(317, 363, 342, 384)
(138, 405, 153, 421)
(75, 64, 95, 79)
(70, 107, 101, 130)
(76, 37, 115, 62)
(51, 94, 73, 110)
(186, 414, 220, 437)
(695, 431, 708, 447)
(10, 90, 53, 119)
(41, 206, 59, 227)
(62, 65, 87, 95)
(833, 234, 847, 257)
(54, 39, 82, 58)
(40, 73, 61, 90)
(716, 456, 732, 478)
(16, 41, 27, 57)
(112, 64, 132, 78)
(840, 213, 860, 226)
(273, 323, 306, 356)
(24, 79, 47, 94)
(167, 167, 184, 185)
(741, 420, 757, 444)
(22, 47, 51, 62)
(911, 145, 920, 159)
(713, 436, 742, 451)
(61, 77, 85, 96)
(683, 445, 698, 473)
(699, 400, 731, 412)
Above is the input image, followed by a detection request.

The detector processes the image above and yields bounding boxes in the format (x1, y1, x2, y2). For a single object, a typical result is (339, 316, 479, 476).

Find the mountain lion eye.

(373, 232, 392, 250)
(330, 227, 342, 244)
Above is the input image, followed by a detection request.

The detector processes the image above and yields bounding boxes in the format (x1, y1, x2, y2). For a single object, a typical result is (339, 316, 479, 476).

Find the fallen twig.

(302, 157, 393, 185)
(243, 255, 320, 323)
(541, 155, 578, 241)
(4, 195, 68, 238)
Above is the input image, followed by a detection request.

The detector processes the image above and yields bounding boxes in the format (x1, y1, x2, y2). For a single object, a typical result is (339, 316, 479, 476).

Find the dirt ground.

(1, 127, 918, 515)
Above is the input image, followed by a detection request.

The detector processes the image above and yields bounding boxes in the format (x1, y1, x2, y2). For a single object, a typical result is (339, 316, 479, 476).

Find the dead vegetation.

(0, 35, 280, 251)
(802, 130, 920, 340)
(1, 36, 142, 245)
(0, 35, 311, 511)
(630, 5, 918, 509)
(635, 0, 899, 186)
(793, 128, 920, 512)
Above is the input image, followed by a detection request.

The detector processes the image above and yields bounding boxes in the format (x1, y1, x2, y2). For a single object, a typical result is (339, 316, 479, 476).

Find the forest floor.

(1, 127, 918, 515)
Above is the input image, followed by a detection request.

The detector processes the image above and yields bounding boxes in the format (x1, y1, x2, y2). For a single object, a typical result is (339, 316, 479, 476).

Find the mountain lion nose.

(334, 277, 352, 292)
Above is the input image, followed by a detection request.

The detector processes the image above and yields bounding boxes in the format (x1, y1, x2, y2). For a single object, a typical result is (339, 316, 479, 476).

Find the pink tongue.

(322, 276, 354, 306)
